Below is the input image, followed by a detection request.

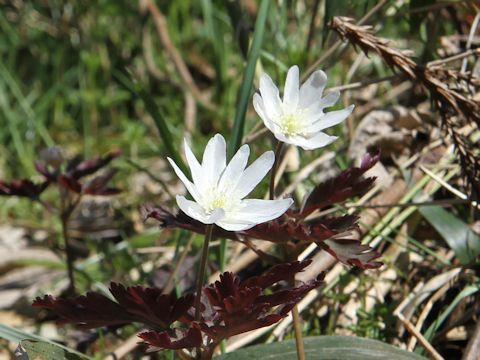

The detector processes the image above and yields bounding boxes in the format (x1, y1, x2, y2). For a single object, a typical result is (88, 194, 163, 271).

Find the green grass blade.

(0, 61, 55, 148)
(224, 1, 251, 59)
(420, 206, 480, 265)
(201, 0, 226, 88)
(114, 69, 186, 173)
(228, 0, 271, 158)
(418, 283, 480, 355)
(0, 82, 34, 174)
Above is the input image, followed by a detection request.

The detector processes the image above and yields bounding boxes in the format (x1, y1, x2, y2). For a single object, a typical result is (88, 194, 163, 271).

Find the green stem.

(292, 304, 306, 360)
(194, 224, 214, 321)
(59, 188, 76, 295)
(218, 238, 227, 354)
(286, 247, 305, 360)
(269, 141, 284, 200)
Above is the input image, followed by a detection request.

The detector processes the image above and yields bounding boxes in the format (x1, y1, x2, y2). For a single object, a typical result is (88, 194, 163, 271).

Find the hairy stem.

(194, 224, 214, 321)
(269, 141, 284, 200)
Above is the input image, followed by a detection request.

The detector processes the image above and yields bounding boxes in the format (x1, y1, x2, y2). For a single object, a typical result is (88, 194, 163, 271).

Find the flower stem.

(61, 214, 76, 295)
(292, 304, 306, 360)
(59, 188, 76, 295)
(194, 224, 214, 321)
(269, 141, 284, 200)
(271, 140, 305, 360)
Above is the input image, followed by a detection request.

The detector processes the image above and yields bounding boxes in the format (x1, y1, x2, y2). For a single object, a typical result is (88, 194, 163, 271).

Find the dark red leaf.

(34, 161, 57, 182)
(32, 293, 134, 329)
(0, 179, 49, 198)
(300, 151, 379, 216)
(200, 261, 323, 341)
(257, 273, 325, 307)
(32, 282, 194, 330)
(82, 169, 120, 196)
(68, 149, 121, 180)
(143, 205, 381, 269)
(109, 282, 194, 328)
(242, 260, 311, 289)
(33, 262, 323, 353)
(58, 175, 82, 193)
(319, 238, 382, 269)
(143, 206, 357, 244)
(139, 326, 202, 351)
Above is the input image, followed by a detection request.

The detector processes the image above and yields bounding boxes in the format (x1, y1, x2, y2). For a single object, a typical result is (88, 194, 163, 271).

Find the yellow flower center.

(203, 190, 231, 215)
(279, 112, 306, 136)
(211, 196, 227, 210)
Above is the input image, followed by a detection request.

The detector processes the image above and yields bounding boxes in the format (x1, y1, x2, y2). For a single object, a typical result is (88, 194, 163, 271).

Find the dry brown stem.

(142, 0, 215, 112)
(330, 16, 480, 198)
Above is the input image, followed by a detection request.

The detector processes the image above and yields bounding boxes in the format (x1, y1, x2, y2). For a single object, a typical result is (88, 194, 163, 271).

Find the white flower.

(253, 65, 354, 150)
(168, 134, 293, 231)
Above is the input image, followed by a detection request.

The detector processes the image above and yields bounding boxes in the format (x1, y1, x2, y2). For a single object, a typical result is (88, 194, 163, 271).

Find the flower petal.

(299, 70, 327, 108)
(235, 151, 274, 199)
(303, 91, 341, 120)
(292, 132, 338, 150)
(215, 218, 257, 231)
(259, 73, 282, 120)
(307, 105, 354, 133)
(184, 139, 205, 192)
(253, 93, 276, 133)
(233, 198, 293, 223)
(218, 144, 250, 193)
(176, 195, 224, 224)
(167, 158, 202, 203)
(202, 134, 226, 186)
(283, 66, 299, 109)
(319, 90, 341, 108)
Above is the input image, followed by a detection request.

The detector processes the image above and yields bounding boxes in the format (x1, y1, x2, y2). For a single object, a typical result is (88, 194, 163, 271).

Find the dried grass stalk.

(330, 16, 480, 198)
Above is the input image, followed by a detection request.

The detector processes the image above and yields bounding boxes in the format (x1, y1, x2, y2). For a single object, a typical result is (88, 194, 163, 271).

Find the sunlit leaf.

(420, 206, 480, 265)
(216, 335, 427, 360)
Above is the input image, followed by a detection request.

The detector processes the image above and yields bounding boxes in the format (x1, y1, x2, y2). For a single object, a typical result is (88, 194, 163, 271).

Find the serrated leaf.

(216, 336, 427, 360)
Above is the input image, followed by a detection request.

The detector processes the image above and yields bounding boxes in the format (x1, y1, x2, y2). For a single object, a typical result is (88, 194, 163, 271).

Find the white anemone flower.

(253, 65, 354, 150)
(167, 134, 293, 231)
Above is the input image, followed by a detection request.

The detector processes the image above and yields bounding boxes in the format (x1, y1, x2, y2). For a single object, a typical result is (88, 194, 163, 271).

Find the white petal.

(217, 144, 250, 193)
(283, 65, 299, 109)
(307, 105, 354, 132)
(202, 134, 226, 186)
(184, 138, 205, 191)
(215, 218, 257, 231)
(253, 93, 277, 133)
(235, 151, 274, 199)
(272, 131, 297, 147)
(167, 157, 202, 203)
(293, 132, 338, 150)
(259, 73, 282, 120)
(320, 91, 340, 108)
(303, 91, 341, 120)
(233, 198, 293, 223)
(176, 195, 224, 224)
(299, 70, 327, 109)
